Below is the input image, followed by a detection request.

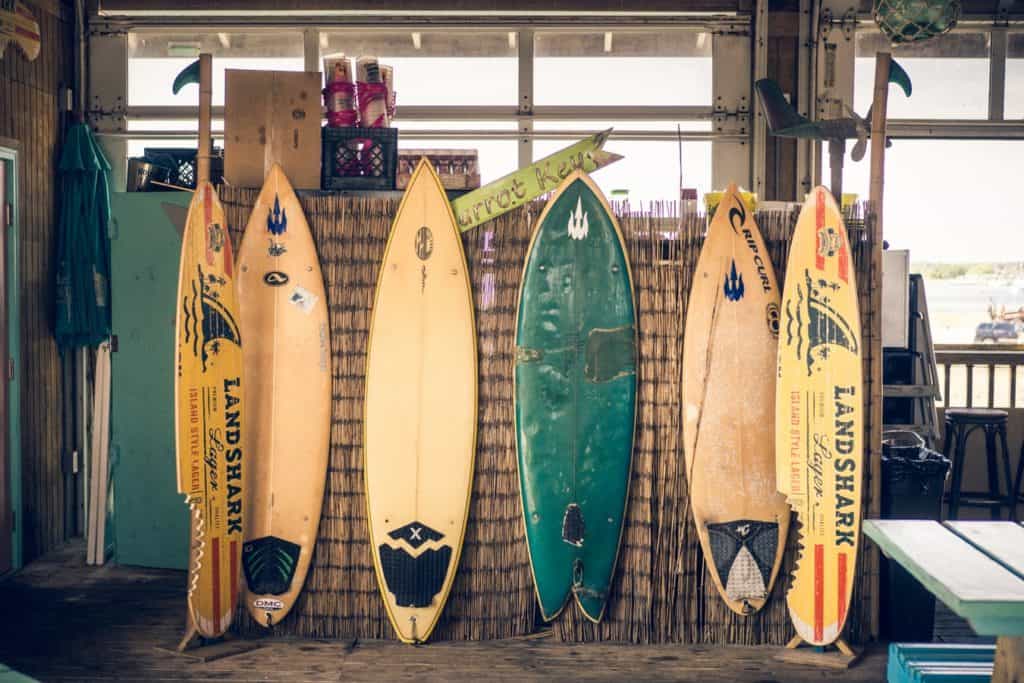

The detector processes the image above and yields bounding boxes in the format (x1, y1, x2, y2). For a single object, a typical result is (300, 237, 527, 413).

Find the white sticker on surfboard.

(289, 285, 318, 314)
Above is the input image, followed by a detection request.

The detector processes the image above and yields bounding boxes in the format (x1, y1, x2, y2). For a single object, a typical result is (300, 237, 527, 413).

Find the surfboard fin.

(172, 58, 201, 95)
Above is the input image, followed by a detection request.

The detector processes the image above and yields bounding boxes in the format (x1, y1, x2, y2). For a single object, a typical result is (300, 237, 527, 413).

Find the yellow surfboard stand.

(776, 187, 863, 649)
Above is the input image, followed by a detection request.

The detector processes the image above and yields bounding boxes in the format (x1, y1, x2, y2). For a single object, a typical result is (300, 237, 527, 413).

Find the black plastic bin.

(879, 430, 951, 642)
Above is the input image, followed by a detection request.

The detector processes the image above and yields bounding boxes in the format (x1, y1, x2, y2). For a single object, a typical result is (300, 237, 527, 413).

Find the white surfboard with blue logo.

(238, 163, 331, 627)
(682, 183, 790, 616)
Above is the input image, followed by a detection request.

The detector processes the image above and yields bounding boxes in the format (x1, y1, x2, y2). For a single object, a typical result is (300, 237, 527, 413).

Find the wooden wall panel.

(0, 2, 75, 562)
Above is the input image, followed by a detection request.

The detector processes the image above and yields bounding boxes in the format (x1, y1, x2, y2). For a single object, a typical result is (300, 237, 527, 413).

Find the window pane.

(1008, 32, 1024, 119)
(855, 31, 990, 119)
(128, 31, 305, 107)
(534, 120, 712, 132)
(126, 119, 223, 132)
(395, 119, 515, 131)
(534, 30, 712, 107)
(320, 31, 516, 106)
(824, 140, 1024, 345)
(534, 136, 711, 203)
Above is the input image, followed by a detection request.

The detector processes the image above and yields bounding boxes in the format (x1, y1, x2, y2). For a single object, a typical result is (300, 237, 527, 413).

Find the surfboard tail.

(706, 520, 780, 615)
(787, 542, 854, 645)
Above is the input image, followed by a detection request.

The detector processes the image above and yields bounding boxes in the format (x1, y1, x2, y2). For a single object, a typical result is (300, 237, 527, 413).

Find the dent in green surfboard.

(514, 176, 636, 622)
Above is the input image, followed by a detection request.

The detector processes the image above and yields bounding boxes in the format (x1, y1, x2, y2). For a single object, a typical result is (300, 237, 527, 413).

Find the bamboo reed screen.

(220, 188, 877, 645)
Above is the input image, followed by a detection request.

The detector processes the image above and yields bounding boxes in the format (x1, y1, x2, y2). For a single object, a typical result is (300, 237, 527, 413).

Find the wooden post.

(828, 139, 845, 206)
(196, 53, 212, 186)
(866, 51, 892, 642)
(993, 636, 1024, 683)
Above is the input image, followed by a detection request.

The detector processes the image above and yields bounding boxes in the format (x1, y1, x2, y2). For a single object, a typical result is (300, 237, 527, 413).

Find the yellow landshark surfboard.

(238, 164, 330, 627)
(364, 159, 477, 644)
(776, 186, 863, 645)
(0, 2, 41, 62)
(174, 181, 244, 638)
(683, 183, 790, 616)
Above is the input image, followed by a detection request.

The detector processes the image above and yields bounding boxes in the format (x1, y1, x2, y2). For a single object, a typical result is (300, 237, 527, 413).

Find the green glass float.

(874, 0, 961, 44)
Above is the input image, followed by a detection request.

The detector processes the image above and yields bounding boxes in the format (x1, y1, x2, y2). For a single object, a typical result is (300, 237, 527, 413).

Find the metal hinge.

(7, 358, 12, 381)
(712, 98, 751, 135)
(110, 335, 118, 353)
(819, 8, 858, 42)
(3, 202, 11, 229)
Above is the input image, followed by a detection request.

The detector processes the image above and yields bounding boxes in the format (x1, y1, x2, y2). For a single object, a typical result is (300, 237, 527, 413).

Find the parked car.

(974, 321, 1019, 343)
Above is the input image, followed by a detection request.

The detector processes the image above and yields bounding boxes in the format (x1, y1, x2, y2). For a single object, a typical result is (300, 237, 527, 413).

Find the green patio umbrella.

(55, 122, 112, 351)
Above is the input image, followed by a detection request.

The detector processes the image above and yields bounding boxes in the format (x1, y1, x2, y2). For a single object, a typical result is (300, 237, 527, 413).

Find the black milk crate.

(321, 127, 398, 191)
(143, 147, 223, 189)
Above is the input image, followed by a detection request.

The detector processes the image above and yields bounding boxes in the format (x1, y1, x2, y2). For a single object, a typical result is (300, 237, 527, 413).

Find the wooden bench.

(864, 520, 1024, 683)
(888, 643, 995, 682)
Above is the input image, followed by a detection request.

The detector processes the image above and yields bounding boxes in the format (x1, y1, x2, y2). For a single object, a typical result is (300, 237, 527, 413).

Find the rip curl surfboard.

(174, 180, 244, 638)
(776, 186, 863, 645)
(364, 159, 477, 644)
(682, 183, 790, 616)
(514, 170, 636, 623)
(238, 164, 330, 627)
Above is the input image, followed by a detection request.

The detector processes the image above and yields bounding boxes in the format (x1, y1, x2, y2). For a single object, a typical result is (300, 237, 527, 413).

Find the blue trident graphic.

(724, 260, 745, 302)
(267, 195, 287, 236)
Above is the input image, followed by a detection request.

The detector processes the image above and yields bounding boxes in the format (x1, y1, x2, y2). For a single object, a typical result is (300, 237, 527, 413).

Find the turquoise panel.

(515, 178, 636, 621)
(109, 192, 191, 570)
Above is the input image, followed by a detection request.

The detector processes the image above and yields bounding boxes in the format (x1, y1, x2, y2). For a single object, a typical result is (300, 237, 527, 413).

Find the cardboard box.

(224, 69, 322, 189)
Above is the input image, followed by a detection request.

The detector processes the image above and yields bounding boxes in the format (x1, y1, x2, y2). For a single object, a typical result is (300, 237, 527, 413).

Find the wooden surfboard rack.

(774, 635, 861, 669)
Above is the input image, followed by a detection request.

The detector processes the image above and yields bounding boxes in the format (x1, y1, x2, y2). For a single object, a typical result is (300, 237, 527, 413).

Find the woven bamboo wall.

(0, 2, 74, 562)
(220, 188, 877, 644)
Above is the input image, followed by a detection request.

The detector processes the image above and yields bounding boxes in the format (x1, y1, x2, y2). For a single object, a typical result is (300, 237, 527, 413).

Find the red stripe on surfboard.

(230, 540, 238, 612)
(211, 536, 221, 634)
(814, 189, 825, 271)
(15, 26, 39, 40)
(814, 544, 824, 642)
(837, 551, 848, 628)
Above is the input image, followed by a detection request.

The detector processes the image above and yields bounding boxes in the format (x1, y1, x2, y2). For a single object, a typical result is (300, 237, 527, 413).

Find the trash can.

(879, 430, 951, 642)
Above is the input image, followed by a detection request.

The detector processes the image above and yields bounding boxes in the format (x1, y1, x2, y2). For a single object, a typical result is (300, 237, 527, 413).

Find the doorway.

(0, 144, 21, 573)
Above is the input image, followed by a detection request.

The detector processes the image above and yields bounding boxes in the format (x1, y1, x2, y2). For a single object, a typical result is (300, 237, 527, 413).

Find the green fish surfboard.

(514, 170, 637, 623)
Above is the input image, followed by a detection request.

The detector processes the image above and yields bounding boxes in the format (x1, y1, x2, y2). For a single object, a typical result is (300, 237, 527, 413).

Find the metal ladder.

(883, 274, 942, 448)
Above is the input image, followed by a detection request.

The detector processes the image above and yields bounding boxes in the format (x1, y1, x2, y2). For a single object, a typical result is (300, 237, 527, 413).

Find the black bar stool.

(943, 408, 1014, 520)
(1015, 443, 1024, 522)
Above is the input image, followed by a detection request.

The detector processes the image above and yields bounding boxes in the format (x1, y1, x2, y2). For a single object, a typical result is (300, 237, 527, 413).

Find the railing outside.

(935, 345, 1024, 409)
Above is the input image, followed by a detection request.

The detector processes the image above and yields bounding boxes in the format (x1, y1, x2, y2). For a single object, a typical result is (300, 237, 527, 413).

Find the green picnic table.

(864, 520, 1024, 682)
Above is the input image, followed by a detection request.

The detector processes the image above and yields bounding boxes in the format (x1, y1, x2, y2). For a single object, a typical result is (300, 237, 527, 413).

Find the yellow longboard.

(238, 164, 331, 627)
(0, 2, 41, 62)
(683, 183, 790, 616)
(364, 159, 477, 644)
(775, 186, 863, 645)
(174, 181, 245, 638)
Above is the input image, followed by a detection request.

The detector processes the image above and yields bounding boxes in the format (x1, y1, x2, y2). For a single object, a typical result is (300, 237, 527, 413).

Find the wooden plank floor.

(0, 541, 889, 682)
